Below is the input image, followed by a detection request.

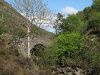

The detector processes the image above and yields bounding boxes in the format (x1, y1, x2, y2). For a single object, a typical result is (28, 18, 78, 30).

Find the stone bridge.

(18, 35, 54, 57)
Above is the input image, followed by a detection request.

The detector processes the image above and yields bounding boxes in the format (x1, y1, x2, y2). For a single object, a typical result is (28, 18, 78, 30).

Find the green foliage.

(0, 0, 100, 73)
(88, 11, 100, 31)
(83, 7, 92, 20)
(40, 47, 57, 66)
(54, 13, 64, 35)
(61, 15, 86, 34)
(0, 25, 7, 35)
(92, 0, 100, 11)
(80, 38, 100, 67)
(41, 0, 100, 69)
(41, 32, 84, 66)
(54, 32, 84, 57)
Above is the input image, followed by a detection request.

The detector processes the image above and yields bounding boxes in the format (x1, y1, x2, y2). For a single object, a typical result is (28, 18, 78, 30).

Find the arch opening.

(30, 43, 45, 56)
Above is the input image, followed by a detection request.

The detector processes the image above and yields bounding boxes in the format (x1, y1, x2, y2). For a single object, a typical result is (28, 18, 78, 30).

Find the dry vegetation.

(0, 1, 54, 75)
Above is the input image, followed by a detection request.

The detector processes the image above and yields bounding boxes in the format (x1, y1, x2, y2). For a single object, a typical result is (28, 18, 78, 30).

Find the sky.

(5, 0, 93, 14)
(44, 0, 93, 15)
(5, 0, 93, 32)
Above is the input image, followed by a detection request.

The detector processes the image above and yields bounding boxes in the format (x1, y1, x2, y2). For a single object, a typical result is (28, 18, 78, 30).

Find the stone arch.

(30, 43, 45, 56)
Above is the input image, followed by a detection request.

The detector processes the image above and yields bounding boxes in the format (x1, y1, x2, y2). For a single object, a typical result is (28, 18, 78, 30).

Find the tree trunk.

(27, 26, 31, 57)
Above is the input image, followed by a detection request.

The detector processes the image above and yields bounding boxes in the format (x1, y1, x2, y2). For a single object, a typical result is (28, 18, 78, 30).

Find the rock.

(58, 74, 64, 75)
(57, 68, 63, 73)
(66, 67, 74, 72)
(67, 72, 73, 75)
(52, 70, 56, 75)
(51, 66, 86, 75)
(62, 68, 67, 74)
(74, 68, 85, 75)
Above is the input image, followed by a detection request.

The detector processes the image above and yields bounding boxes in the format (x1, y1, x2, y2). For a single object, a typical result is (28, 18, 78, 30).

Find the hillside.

(0, 0, 100, 75)
(0, 0, 54, 55)
(0, 0, 54, 75)
(0, 0, 54, 37)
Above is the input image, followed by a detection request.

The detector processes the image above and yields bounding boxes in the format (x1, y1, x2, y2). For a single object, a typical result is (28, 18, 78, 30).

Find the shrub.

(80, 37, 100, 67)
(40, 32, 84, 66)
(54, 32, 84, 57)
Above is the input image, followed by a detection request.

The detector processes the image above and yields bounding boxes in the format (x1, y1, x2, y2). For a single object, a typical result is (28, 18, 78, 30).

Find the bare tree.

(13, 0, 49, 57)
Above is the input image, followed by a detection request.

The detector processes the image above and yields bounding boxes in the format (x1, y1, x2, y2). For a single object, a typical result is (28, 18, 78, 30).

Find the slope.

(0, 0, 54, 75)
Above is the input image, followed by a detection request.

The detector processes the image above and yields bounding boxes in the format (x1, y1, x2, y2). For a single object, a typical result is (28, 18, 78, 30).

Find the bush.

(54, 32, 84, 56)
(40, 32, 84, 66)
(80, 37, 100, 67)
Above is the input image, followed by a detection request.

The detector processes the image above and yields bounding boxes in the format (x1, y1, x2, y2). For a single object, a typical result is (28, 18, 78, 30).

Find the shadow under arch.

(30, 43, 45, 56)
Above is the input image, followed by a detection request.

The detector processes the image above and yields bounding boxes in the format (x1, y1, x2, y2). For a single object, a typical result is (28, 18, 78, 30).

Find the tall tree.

(92, 0, 100, 11)
(60, 15, 86, 34)
(13, 0, 49, 57)
(54, 13, 63, 35)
